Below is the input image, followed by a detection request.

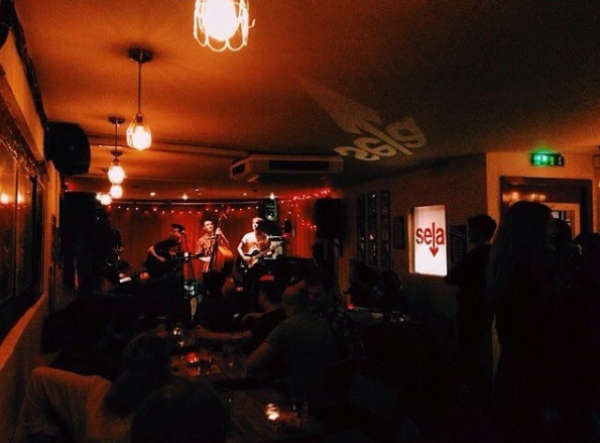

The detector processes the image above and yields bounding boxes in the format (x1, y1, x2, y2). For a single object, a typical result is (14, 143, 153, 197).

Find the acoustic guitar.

(145, 251, 202, 278)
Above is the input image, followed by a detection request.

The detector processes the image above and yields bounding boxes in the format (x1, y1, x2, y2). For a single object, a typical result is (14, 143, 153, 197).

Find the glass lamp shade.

(100, 193, 113, 206)
(126, 112, 151, 150)
(108, 161, 126, 184)
(194, 0, 251, 52)
(203, 0, 238, 41)
(110, 184, 123, 200)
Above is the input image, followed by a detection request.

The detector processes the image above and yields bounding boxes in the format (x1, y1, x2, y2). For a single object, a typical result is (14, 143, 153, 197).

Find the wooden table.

(225, 387, 327, 443)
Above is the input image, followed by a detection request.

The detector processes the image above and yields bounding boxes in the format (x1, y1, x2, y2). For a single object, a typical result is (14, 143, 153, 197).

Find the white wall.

(0, 31, 60, 443)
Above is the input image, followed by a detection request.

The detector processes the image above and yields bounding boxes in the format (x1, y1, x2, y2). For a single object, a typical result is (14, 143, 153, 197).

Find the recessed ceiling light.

(182, 193, 189, 200)
(150, 192, 156, 196)
(243, 192, 247, 196)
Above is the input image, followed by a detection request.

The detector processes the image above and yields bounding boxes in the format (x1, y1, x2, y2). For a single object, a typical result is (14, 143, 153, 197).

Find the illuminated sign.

(413, 205, 447, 276)
(531, 153, 564, 167)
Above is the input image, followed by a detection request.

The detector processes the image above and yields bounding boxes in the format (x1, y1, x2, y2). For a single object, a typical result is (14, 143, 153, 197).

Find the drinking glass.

(222, 341, 235, 368)
(198, 348, 213, 375)
(172, 324, 185, 358)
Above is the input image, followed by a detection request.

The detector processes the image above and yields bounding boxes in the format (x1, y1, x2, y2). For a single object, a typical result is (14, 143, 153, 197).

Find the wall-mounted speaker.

(44, 122, 91, 175)
(314, 199, 342, 238)
(262, 198, 279, 222)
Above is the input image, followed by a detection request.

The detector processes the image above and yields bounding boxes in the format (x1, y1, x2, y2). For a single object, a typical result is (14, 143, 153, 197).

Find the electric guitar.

(236, 244, 278, 274)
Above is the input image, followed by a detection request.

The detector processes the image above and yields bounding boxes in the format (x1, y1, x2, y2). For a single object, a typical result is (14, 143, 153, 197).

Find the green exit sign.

(531, 153, 564, 167)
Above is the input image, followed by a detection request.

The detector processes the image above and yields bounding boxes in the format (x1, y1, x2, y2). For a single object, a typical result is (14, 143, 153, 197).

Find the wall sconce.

(193, 0, 253, 52)
(108, 116, 126, 184)
(126, 48, 153, 150)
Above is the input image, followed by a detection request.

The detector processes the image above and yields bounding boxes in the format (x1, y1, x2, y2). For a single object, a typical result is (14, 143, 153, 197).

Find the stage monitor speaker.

(314, 198, 342, 238)
(262, 198, 279, 222)
(44, 122, 91, 175)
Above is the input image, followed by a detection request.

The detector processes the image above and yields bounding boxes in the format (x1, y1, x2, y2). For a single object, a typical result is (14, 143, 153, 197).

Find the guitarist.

(237, 217, 272, 312)
(145, 223, 185, 278)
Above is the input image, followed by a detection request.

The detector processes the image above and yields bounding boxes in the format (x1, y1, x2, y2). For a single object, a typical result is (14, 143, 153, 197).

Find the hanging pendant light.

(100, 193, 113, 206)
(110, 184, 123, 200)
(108, 116, 126, 184)
(194, 0, 254, 52)
(126, 48, 153, 150)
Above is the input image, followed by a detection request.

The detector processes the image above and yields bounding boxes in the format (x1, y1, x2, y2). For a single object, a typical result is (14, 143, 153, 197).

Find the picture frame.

(393, 216, 406, 249)
(357, 195, 366, 263)
(380, 191, 391, 267)
(367, 192, 377, 266)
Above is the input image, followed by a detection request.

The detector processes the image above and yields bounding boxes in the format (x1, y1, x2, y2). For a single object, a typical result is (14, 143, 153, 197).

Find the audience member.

(195, 280, 286, 353)
(557, 232, 600, 442)
(49, 294, 119, 381)
(131, 378, 227, 443)
(22, 334, 174, 443)
(445, 214, 496, 405)
(246, 284, 337, 407)
(378, 269, 409, 314)
(304, 270, 365, 366)
(485, 201, 563, 443)
(311, 242, 334, 273)
(193, 271, 236, 331)
(345, 262, 382, 309)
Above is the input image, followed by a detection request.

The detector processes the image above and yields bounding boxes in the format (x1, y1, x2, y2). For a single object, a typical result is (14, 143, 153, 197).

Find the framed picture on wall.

(367, 192, 377, 266)
(357, 195, 366, 263)
(380, 191, 391, 267)
(393, 216, 406, 249)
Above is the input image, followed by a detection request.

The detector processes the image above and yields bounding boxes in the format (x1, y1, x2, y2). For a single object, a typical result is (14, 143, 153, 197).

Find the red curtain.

(107, 199, 317, 275)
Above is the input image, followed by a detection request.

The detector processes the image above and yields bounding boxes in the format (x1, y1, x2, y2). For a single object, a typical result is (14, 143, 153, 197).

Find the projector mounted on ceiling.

(230, 154, 343, 182)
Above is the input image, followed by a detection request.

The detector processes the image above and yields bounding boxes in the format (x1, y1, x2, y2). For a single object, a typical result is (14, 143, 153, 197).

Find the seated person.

(247, 285, 337, 407)
(195, 280, 286, 353)
(131, 378, 227, 443)
(345, 262, 382, 309)
(49, 294, 120, 381)
(304, 270, 365, 367)
(193, 271, 236, 331)
(22, 334, 174, 443)
(378, 269, 409, 314)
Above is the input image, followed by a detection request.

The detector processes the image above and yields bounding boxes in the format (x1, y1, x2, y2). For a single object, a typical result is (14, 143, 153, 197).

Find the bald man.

(246, 284, 336, 406)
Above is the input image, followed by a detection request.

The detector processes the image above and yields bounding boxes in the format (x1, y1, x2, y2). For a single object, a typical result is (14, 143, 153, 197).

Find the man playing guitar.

(237, 217, 273, 312)
(145, 223, 185, 278)
(237, 217, 272, 269)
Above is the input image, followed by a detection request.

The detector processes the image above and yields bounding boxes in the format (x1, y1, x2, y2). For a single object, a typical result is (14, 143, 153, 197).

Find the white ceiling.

(13, 0, 600, 200)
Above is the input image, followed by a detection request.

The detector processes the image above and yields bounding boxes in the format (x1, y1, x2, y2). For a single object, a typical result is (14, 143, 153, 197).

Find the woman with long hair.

(486, 201, 563, 443)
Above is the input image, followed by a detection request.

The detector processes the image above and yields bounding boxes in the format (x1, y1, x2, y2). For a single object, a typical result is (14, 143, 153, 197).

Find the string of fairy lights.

(104, 189, 333, 232)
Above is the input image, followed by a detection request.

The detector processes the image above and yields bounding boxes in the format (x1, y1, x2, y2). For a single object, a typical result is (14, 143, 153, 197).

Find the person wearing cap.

(145, 224, 185, 278)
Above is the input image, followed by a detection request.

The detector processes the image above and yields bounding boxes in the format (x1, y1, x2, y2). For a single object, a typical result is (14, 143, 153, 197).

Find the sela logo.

(415, 222, 445, 257)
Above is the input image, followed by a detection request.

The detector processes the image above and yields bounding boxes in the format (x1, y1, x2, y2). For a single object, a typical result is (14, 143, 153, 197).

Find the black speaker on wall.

(262, 198, 279, 222)
(314, 198, 342, 238)
(44, 122, 91, 175)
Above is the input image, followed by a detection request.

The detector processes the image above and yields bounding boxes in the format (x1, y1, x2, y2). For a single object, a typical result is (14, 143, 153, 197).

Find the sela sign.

(413, 205, 447, 276)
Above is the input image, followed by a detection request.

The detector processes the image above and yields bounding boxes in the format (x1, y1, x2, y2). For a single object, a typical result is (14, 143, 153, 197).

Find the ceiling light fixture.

(108, 116, 126, 184)
(110, 184, 123, 200)
(193, 0, 253, 52)
(126, 48, 153, 150)
(100, 193, 113, 206)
